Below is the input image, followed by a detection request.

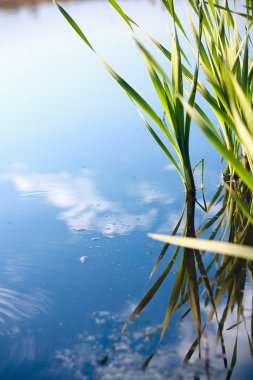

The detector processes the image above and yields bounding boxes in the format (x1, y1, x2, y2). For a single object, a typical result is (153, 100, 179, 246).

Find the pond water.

(0, 1, 252, 379)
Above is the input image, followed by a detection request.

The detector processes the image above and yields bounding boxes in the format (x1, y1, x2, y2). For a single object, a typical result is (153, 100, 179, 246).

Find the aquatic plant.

(150, 181, 253, 378)
(52, 0, 253, 377)
(52, 0, 206, 194)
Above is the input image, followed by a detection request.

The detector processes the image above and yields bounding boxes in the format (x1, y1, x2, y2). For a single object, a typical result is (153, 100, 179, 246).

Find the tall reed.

(52, 0, 207, 194)
(53, 0, 253, 375)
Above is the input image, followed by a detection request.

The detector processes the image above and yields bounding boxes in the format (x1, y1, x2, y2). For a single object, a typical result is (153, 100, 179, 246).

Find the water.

(0, 1, 252, 379)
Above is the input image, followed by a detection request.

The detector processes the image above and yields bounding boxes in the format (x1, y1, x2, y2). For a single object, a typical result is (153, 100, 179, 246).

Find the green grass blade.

(161, 0, 189, 40)
(223, 183, 253, 226)
(194, 103, 220, 136)
(141, 55, 175, 129)
(101, 60, 171, 138)
(136, 110, 184, 180)
(230, 76, 253, 135)
(180, 99, 253, 192)
(53, 0, 95, 51)
(108, 0, 138, 31)
(230, 105, 253, 160)
(134, 38, 170, 82)
(210, 3, 250, 19)
(147, 34, 193, 81)
(172, 30, 185, 147)
(242, 34, 249, 94)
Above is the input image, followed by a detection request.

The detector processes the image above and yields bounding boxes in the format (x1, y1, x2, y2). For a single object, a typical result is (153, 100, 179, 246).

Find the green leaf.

(100, 60, 171, 139)
(161, 0, 189, 40)
(134, 38, 170, 82)
(180, 99, 253, 193)
(108, 0, 138, 32)
(208, 2, 250, 19)
(242, 34, 249, 94)
(136, 110, 184, 180)
(223, 182, 253, 226)
(172, 30, 184, 147)
(53, 0, 95, 51)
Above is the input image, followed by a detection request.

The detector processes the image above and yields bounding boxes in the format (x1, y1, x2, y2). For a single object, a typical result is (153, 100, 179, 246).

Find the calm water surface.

(0, 1, 252, 379)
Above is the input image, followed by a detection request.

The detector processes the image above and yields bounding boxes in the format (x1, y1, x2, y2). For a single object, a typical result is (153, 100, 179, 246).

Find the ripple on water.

(0, 287, 50, 329)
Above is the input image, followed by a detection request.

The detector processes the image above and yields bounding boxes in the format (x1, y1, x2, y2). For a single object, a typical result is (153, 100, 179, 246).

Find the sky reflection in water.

(0, 1, 252, 379)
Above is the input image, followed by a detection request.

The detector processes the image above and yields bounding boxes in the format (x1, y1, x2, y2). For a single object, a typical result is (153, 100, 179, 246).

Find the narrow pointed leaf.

(149, 234, 253, 261)
(108, 0, 138, 31)
(53, 1, 95, 51)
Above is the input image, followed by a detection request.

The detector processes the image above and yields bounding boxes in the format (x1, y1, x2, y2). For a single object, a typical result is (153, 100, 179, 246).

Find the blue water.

(0, 1, 252, 379)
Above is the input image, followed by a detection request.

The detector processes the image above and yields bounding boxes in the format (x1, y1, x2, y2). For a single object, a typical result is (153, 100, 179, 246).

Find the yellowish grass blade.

(148, 234, 253, 261)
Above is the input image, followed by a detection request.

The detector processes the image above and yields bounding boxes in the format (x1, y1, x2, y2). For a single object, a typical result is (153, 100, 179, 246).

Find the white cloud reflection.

(129, 181, 175, 205)
(8, 169, 171, 235)
(52, 286, 253, 380)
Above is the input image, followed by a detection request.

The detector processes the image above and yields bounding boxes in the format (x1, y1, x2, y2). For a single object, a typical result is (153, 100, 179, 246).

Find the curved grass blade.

(231, 76, 253, 135)
(208, 3, 250, 19)
(141, 55, 176, 130)
(180, 99, 253, 193)
(53, 1, 181, 175)
(101, 60, 170, 136)
(172, 29, 185, 151)
(136, 110, 184, 180)
(53, 1, 95, 51)
(223, 183, 253, 226)
(161, 0, 189, 40)
(134, 38, 170, 82)
(108, 0, 139, 32)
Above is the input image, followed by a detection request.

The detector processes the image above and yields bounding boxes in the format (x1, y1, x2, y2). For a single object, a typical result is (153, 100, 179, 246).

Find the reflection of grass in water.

(148, 182, 253, 379)
(54, 311, 226, 380)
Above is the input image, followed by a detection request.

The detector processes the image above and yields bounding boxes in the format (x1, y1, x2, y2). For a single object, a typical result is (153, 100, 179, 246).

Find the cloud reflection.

(52, 311, 226, 380)
(8, 169, 173, 235)
(128, 181, 174, 205)
(52, 286, 253, 380)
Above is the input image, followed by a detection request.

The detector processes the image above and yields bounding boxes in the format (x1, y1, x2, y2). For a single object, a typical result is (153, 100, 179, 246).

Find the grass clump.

(53, 0, 253, 376)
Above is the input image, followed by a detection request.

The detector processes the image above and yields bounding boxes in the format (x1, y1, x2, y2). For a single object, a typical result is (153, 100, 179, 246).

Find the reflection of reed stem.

(186, 191, 196, 239)
(185, 192, 202, 352)
(186, 191, 228, 368)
